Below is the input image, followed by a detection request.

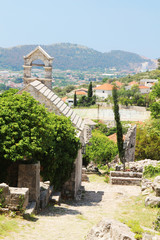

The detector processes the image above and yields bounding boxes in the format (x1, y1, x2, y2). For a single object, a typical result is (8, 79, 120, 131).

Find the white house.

(94, 83, 113, 98)
(139, 86, 150, 94)
(140, 79, 158, 87)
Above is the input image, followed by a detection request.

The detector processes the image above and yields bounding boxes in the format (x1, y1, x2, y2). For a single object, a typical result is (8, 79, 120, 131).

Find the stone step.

(110, 177, 142, 186)
(50, 192, 61, 205)
(110, 171, 143, 178)
(23, 201, 36, 216)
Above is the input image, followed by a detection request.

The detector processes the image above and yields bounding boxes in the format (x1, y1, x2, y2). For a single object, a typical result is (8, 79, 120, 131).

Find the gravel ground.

(3, 180, 141, 240)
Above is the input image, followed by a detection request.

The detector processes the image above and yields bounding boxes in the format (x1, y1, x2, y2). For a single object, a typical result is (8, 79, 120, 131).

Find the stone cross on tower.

(23, 46, 54, 90)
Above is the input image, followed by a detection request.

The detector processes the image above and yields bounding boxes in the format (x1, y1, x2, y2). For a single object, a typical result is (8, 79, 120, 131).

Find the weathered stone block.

(0, 183, 11, 206)
(145, 196, 160, 207)
(9, 187, 29, 210)
(110, 177, 142, 186)
(40, 181, 53, 209)
(18, 162, 40, 205)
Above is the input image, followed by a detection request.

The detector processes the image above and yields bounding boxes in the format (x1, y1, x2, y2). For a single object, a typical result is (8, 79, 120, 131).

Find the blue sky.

(0, 0, 160, 58)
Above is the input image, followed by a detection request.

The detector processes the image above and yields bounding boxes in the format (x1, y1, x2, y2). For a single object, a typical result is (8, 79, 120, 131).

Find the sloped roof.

(107, 133, 125, 143)
(139, 86, 150, 89)
(128, 81, 139, 86)
(75, 91, 87, 95)
(62, 96, 68, 102)
(19, 80, 84, 133)
(24, 46, 53, 60)
(115, 81, 123, 87)
(94, 83, 113, 91)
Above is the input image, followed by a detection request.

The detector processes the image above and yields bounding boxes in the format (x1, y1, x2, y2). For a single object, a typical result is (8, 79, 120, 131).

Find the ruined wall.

(18, 80, 85, 199)
(124, 125, 137, 162)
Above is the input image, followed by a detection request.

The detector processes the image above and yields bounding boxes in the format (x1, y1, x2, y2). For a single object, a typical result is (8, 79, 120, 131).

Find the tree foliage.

(88, 82, 93, 98)
(135, 120, 160, 160)
(74, 91, 77, 107)
(0, 90, 79, 189)
(77, 95, 96, 107)
(112, 86, 125, 164)
(85, 130, 118, 165)
(149, 80, 160, 119)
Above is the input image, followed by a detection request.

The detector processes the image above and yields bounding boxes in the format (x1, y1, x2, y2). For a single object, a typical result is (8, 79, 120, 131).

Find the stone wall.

(124, 125, 137, 162)
(18, 162, 40, 205)
(0, 183, 29, 211)
(62, 149, 82, 199)
(18, 80, 85, 199)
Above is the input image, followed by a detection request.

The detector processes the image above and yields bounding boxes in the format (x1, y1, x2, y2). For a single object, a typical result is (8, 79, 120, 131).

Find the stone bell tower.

(23, 46, 54, 90)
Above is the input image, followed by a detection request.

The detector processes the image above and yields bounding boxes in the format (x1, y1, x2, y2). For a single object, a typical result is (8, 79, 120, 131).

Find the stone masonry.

(23, 46, 53, 90)
(124, 124, 137, 162)
(19, 46, 87, 199)
(18, 162, 40, 205)
(110, 171, 142, 186)
(0, 183, 29, 211)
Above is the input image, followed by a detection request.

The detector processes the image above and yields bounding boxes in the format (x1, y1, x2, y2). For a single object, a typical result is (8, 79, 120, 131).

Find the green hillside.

(0, 43, 154, 71)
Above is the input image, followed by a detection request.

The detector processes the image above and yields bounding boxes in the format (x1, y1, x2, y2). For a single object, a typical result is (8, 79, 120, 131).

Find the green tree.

(112, 86, 125, 168)
(85, 130, 118, 165)
(0, 91, 79, 189)
(158, 59, 160, 70)
(149, 80, 160, 119)
(74, 91, 77, 107)
(135, 120, 160, 160)
(88, 82, 93, 98)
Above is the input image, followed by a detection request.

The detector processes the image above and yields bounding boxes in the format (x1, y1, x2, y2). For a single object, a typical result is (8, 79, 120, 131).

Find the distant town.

(0, 62, 157, 90)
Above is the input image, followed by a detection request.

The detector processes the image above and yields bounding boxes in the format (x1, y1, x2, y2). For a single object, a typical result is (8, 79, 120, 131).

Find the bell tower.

(23, 46, 54, 90)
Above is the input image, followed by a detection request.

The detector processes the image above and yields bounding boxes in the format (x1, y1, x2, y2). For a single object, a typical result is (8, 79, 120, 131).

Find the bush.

(143, 164, 160, 178)
(85, 130, 118, 165)
(154, 210, 160, 231)
(135, 120, 160, 160)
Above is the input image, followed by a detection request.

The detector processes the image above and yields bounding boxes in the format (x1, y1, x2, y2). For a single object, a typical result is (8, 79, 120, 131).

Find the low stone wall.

(110, 171, 143, 186)
(0, 183, 29, 211)
(111, 171, 142, 178)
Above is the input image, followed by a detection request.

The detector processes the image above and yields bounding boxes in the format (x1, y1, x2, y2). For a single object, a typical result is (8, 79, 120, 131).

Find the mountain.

(0, 43, 156, 71)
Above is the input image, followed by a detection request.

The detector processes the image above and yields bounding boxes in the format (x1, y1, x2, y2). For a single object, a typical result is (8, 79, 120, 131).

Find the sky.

(0, 0, 160, 59)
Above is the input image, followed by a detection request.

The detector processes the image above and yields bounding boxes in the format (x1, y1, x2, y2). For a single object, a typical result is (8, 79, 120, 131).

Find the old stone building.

(19, 46, 88, 200)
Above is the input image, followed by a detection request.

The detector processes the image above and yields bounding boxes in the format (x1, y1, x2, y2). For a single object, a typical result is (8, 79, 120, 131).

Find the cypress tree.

(88, 82, 93, 98)
(112, 85, 125, 169)
(74, 91, 77, 107)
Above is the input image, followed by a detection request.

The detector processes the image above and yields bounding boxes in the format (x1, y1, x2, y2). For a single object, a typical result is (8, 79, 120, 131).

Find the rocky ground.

(3, 178, 142, 240)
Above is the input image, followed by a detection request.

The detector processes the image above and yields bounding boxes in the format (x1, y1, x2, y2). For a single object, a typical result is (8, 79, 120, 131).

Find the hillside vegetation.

(0, 43, 154, 71)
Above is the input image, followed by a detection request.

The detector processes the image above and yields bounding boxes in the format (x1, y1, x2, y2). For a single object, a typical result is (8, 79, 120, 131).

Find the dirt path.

(3, 180, 141, 240)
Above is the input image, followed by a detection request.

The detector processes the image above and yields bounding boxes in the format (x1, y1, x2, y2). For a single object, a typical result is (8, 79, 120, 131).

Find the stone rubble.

(86, 218, 135, 240)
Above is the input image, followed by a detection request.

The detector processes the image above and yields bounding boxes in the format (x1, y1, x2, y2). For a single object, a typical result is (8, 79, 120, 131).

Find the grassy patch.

(88, 174, 106, 183)
(0, 215, 19, 238)
(76, 214, 88, 221)
(117, 195, 159, 229)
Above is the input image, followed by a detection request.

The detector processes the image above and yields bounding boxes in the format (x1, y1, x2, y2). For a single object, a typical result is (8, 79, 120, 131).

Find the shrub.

(143, 164, 160, 178)
(85, 130, 118, 165)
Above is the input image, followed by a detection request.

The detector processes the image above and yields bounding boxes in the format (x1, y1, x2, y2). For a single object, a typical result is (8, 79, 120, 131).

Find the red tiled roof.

(107, 133, 125, 143)
(115, 81, 123, 87)
(75, 91, 87, 95)
(62, 96, 67, 102)
(94, 83, 113, 91)
(128, 81, 139, 86)
(139, 86, 150, 89)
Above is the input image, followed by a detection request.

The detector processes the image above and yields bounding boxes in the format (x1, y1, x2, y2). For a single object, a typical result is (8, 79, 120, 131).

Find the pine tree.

(88, 82, 93, 98)
(74, 91, 77, 107)
(112, 85, 125, 168)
